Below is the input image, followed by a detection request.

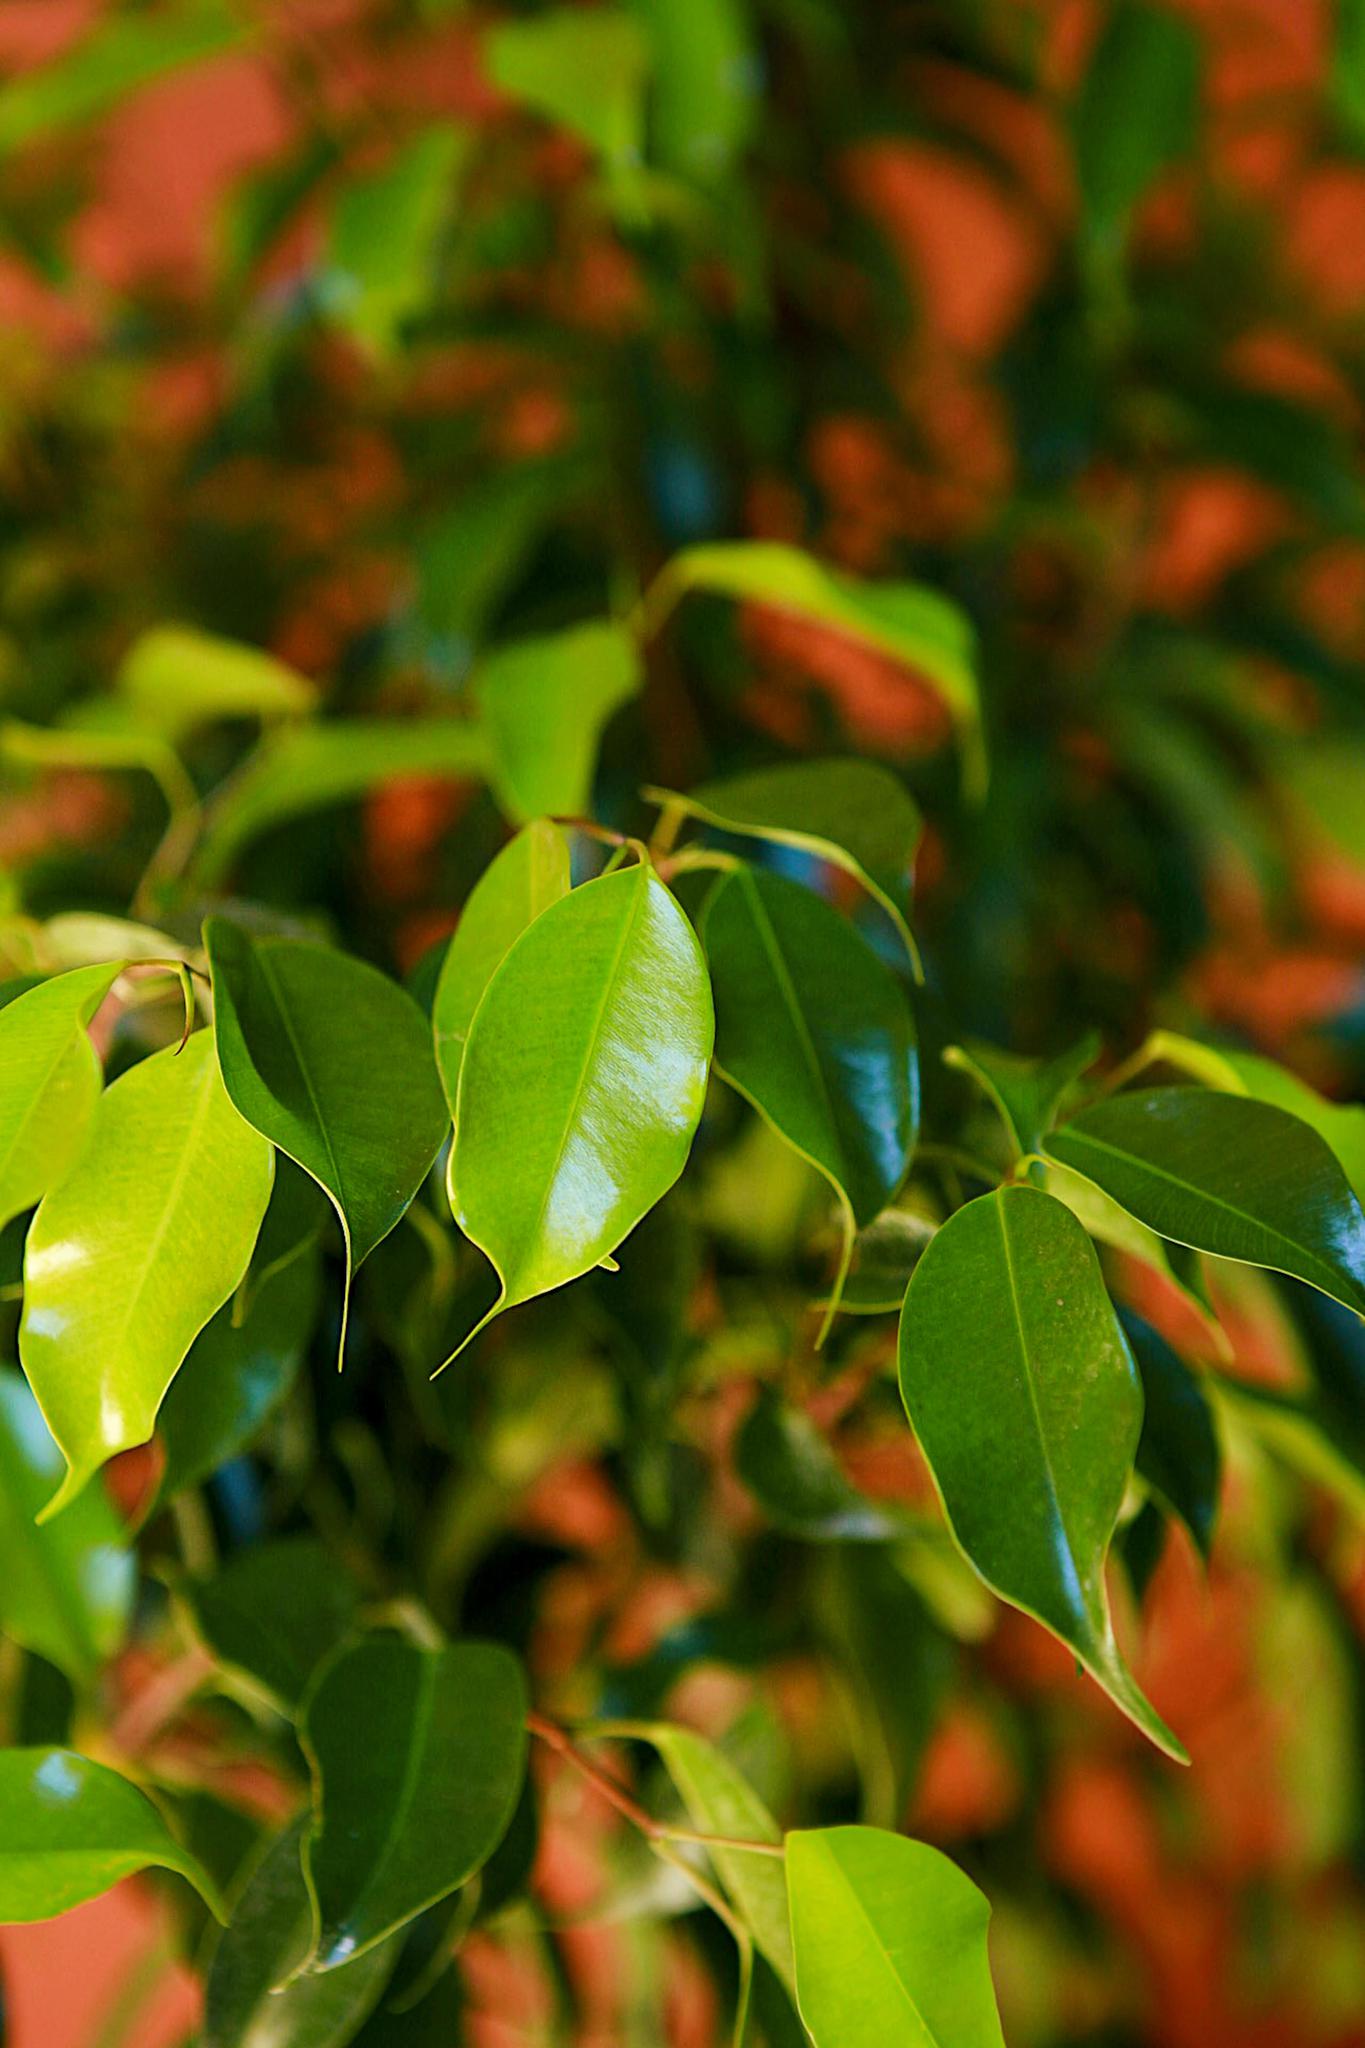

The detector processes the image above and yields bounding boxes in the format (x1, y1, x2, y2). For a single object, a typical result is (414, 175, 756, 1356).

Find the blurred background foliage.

(4, 2, 1365, 2045)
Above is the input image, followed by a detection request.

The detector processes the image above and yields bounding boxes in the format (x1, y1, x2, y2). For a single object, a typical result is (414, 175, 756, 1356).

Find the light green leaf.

(0, 1370, 134, 1685)
(2, 714, 196, 848)
(433, 819, 570, 1113)
(629, 0, 756, 182)
(0, 961, 121, 1234)
(448, 862, 712, 1352)
(735, 1385, 900, 1541)
(1046, 1088, 1365, 1318)
(485, 8, 650, 170)
(19, 1032, 275, 1518)
(205, 1818, 400, 2048)
(642, 543, 983, 795)
(180, 1536, 359, 1715)
(116, 626, 316, 739)
(0, 1748, 223, 1923)
(786, 1825, 1005, 2048)
(702, 865, 918, 1330)
(205, 922, 449, 1366)
(898, 1184, 1184, 1759)
(648, 757, 922, 969)
(300, 1637, 528, 1968)
(474, 621, 641, 824)
(946, 1033, 1100, 1159)
(0, 0, 245, 155)
(328, 126, 466, 353)
(194, 720, 489, 884)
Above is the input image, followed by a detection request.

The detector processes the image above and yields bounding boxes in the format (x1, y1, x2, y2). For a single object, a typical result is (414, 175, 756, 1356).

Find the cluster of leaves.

(4, 1, 1365, 2044)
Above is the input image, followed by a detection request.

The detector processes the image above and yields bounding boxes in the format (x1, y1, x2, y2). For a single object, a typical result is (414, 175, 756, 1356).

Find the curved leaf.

(180, 1536, 359, 1715)
(702, 865, 918, 1329)
(116, 626, 317, 738)
(898, 1184, 1184, 1759)
(0, 1748, 222, 1923)
(647, 757, 923, 969)
(19, 1032, 275, 1518)
(735, 1386, 899, 1541)
(1046, 1087, 1365, 1318)
(946, 1033, 1100, 1159)
(786, 1825, 1004, 2048)
(300, 1636, 528, 1969)
(1120, 1309, 1221, 1560)
(448, 862, 712, 1352)
(433, 819, 570, 1114)
(0, 1369, 134, 1684)
(0, 961, 121, 1234)
(474, 620, 641, 824)
(206, 921, 449, 1365)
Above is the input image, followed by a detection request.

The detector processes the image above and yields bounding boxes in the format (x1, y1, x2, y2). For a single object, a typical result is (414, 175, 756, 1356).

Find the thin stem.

(525, 1714, 784, 1856)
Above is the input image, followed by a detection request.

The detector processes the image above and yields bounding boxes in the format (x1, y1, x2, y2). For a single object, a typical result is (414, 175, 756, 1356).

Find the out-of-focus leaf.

(328, 127, 466, 352)
(433, 819, 570, 1113)
(115, 627, 317, 740)
(2, 713, 196, 836)
(205, 1818, 400, 2048)
(0, 1370, 134, 1686)
(300, 1637, 528, 1968)
(630, 0, 757, 182)
(0, 961, 121, 1234)
(786, 1825, 1005, 2048)
(1071, 0, 1200, 243)
(474, 621, 641, 823)
(899, 1185, 1184, 1758)
(735, 1386, 899, 1540)
(1120, 1309, 1220, 1559)
(485, 8, 650, 170)
(642, 542, 983, 793)
(947, 1033, 1100, 1158)
(0, 0, 246, 155)
(180, 1536, 359, 1715)
(448, 863, 712, 1351)
(19, 1034, 275, 1518)
(0, 1749, 222, 1922)
(1047, 1088, 1365, 1318)
(820, 1209, 935, 1315)
(648, 757, 922, 967)
(206, 921, 448, 1364)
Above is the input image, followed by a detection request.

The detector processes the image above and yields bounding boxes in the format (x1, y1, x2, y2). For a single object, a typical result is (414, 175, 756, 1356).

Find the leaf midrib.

(256, 946, 352, 1259)
(110, 1048, 217, 1374)
(324, 1656, 437, 1951)
(814, 1842, 939, 2043)
(736, 869, 846, 1187)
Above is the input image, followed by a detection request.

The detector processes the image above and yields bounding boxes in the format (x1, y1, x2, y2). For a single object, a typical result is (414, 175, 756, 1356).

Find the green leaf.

(433, 819, 570, 1114)
(205, 1818, 400, 2048)
(643, 543, 983, 795)
(1071, 0, 1201, 244)
(898, 1185, 1184, 1759)
(786, 1825, 1005, 2048)
(19, 1032, 275, 1518)
(0, 1370, 134, 1685)
(448, 862, 712, 1352)
(702, 866, 918, 1328)
(328, 126, 465, 353)
(630, 0, 756, 182)
(820, 1209, 935, 1315)
(0, 961, 121, 1234)
(0, 0, 245, 155)
(1035, 1156, 1225, 1339)
(1120, 1310, 1220, 1560)
(2, 710, 197, 834)
(647, 758, 923, 970)
(180, 1537, 359, 1715)
(194, 720, 489, 884)
(206, 922, 449, 1366)
(627, 1721, 794, 1988)
(946, 1034, 1100, 1159)
(0, 1748, 223, 1923)
(485, 8, 650, 170)
(116, 627, 317, 740)
(154, 1166, 323, 1506)
(300, 1637, 528, 1968)
(1046, 1088, 1365, 1319)
(735, 1386, 899, 1541)
(474, 621, 641, 824)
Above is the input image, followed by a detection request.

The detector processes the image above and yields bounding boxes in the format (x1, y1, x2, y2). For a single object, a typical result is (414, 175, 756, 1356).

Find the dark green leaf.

(735, 1386, 899, 1541)
(947, 1033, 1100, 1158)
(180, 1537, 360, 1715)
(1071, 0, 1201, 242)
(1121, 1309, 1220, 1560)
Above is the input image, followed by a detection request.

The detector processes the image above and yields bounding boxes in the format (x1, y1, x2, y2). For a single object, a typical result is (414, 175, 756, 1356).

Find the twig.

(525, 1714, 784, 1858)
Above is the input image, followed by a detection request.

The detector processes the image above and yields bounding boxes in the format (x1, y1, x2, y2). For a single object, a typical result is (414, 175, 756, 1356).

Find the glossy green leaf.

(116, 626, 317, 739)
(0, 1748, 222, 1923)
(19, 1032, 275, 1518)
(194, 720, 489, 884)
(702, 866, 918, 1326)
(643, 542, 983, 794)
(648, 758, 923, 968)
(300, 1637, 528, 1968)
(485, 9, 650, 170)
(328, 126, 465, 353)
(206, 921, 449, 1364)
(627, 1721, 793, 1988)
(448, 862, 712, 1351)
(205, 1818, 400, 2048)
(433, 819, 570, 1114)
(898, 1184, 1184, 1758)
(1046, 1088, 1365, 1318)
(181, 1537, 359, 1715)
(474, 621, 641, 824)
(0, 1369, 134, 1685)
(1120, 1310, 1221, 1560)
(735, 1386, 899, 1541)
(0, 961, 121, 1234)
(786, 1825, 1005, 2048)
(154, 1167, 323, 1506)
(947, 1033, 1101, 1159)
